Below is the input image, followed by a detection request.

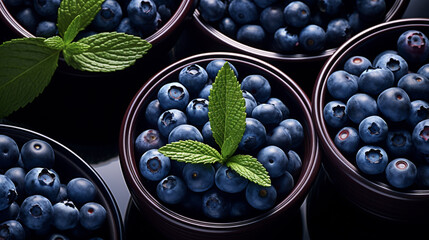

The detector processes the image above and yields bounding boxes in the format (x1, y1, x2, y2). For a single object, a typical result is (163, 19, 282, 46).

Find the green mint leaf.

(57, 0, 105, 37)
(63, 15, 82, 44)
(208, 62, 246, 159)
(63, 32, 151, 72)
(44, 36, 65, 50)
(0, 38, 60, 118)
(227, 154, 271, 187)
(159, 140, 223, 164)
(64, 42, 89, 55)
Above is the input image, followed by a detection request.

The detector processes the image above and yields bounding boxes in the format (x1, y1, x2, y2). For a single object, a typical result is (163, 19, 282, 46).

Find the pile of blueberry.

(198, 0, 388, 53)
(134, 59, 304, 220)
(323, 29, 429, 189)
(3, 0, 178, 38)
(0, 135, 107, 239)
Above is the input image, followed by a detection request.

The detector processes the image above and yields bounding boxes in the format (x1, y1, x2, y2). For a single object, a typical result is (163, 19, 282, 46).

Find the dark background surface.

(1, 0, 429, 239)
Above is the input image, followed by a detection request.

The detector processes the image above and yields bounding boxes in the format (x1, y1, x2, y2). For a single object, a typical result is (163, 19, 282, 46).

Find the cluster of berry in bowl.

(2, 0, 179, 38)
(134, 59, 304, 220)
(197, 0, 390, 53)
(323, 29, 429, 190)
(0, 134, 107, 239)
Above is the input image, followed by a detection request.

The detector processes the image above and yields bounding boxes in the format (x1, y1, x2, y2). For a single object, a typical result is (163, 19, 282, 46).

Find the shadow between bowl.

(119, 52, 321, 240)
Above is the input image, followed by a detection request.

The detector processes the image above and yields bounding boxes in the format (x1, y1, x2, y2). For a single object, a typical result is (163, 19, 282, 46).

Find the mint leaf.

(63, 15, 82, 44)
(227, 155, 271, 187)
(159, 140, 223, 164)
(208, 62, 246, 159)
(44, 36, 65, 51)
(62, 32, 151, 72)
(0, 38, 60, 118)
(57, 0, 105, 37)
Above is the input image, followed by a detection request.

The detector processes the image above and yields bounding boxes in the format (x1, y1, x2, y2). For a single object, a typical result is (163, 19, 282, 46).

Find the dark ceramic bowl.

(119, 52, 320, 240)
(312, 18, 429, 222)
(192, 0, 409, 63)
(0, 123, 124, 239)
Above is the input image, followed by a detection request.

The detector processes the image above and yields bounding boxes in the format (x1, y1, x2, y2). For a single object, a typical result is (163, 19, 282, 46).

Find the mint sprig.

(0, 0, 151, 118)
(159, 63, 271, 187)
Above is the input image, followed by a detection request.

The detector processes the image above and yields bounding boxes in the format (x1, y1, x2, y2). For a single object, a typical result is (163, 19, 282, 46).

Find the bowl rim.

(0, 123, 125, 239)
(119, 51, 321, 229)
(312, 18, 429, 198)
(0, 0, 195, 46)
(192, 0, 410, 63)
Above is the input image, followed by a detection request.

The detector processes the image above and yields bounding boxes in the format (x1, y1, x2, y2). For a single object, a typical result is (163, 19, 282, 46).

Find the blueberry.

(260, 6, 284, 34)
(182, 163, 215, 192)
(283, 1, 311, 28)
(127, 0, 157, 28)
(0, 135, 19, 170)
(66, 177, 97, 206)
(358, 67, 395, 96)
(236, 24, 266, 47)
(92, 0, 123, 31)
(241, 74, 271, 103)
(21, 139, 55, 170)
(16, 8, 39, 33)
(202, 189, 230, 219)
(25, 168, 60, 202)
(325, 18, 352, 47)
(326, 70, 359, 101)
(139, 12, 162, 34)
(54, 183, 68, 203)
(318, 0, 343, 16)
(279, 119, 304, 149)
(229, 198, 252, 219)
(374, 53, 408, 82)
(285, 150, 302, 177)
(408, 100, 429, 127)
(356, 0, 386, 21)
(145, 99, 163, 127)
(346, 93, 378, 124)
(334, 126, 360, 155)
(157, 4, 172, 22)
(157, 109, 187, 138)
(257, 146, 288, 178)
(245, 183, 277, 211)
(323, 100, 348, 129)
(35, 21, 57, 37)
(238, 118, 266, 153)
(245, 98, 257, 117)
(397, 73, 429, 101)
(139, 149, 171, 181)
(0, 175, 16, 212)
(228, 0, 258, 25)
(79, 202, 106, 230)
(266, 97, 290, 119)
(135, 129, 165, 156)
(252, 103, 283, 126)
(385, 129, 413, 157)
(201, 121, 216, 148)
(343, 55, 372, 77)
(19, 195, 53, 230)
(299, 24, 326, 52)
(417, 63, 429, 79)
(416, 164, 429, 187)
(412, 119, 429, 155)
(157, 82, 190, 111)
(397, 30, 429, 67)
(0, 220, 25, 240)
(273, 27, 300, 53)
(242, 90, 256, 102)
(377, 87, 411, 122)
(215, 165, 248, 193)
(52, 200, 79, 230)
(272, 170, 294, 197)
(253, 0, 277, 8)
(168, 124, 204, 143)
(198, 84, 212, 100)
(358, 115, 388, 144)
(347, 11, 369, 34)
(198, 0, 227, 22)
(33, 0, 61, 20)
(186, 98, 209, 126)
(179, 64, 209, 96)
(385, 158, 417, 189)
(355, 145, 388, 175)
(218, 17, 237, 37)
(4, 167, 25, 201)
(156, 175, 187, 204)
(0, 202, 19, 222)
(206, 59, 238, 81)
(266, 126, 292, 150)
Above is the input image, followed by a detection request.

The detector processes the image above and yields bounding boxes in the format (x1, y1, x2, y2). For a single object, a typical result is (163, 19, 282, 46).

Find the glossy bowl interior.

(0, 123, 124, 239)
(312, 18, 429, 222)
(192, 0, 409, 63)
(119, 52, 320, 240)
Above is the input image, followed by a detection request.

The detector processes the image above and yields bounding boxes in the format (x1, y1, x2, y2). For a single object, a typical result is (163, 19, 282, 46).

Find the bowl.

(312, 18, 429, 222)
(0, 123, 124, 239)
(192, 0, 409, 63)
(119, 52, 320, 240)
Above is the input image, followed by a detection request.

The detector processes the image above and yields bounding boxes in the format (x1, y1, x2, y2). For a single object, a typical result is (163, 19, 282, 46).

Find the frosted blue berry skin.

(346, 93, 378, 124)
(241, 75, 271, 103)
(157, 109, 187, 138)
(374, 53, 408, 82)
(24, 168, 60, 202)
(377, 87, 411, 122)
(279, 119, 304, 149)
(218, 17, 237, 38)
(356, 0, 386, 21)
(397, 30, 429, 67)
(238, 118, 266, 153)
(326, 70, 358, 101)
(245, 183, 277, 211)
(182, 163, 215, 193)
(358, 67, 395, 96)
(79, 202, 107, 231)
(408, 100, 429, 127)
(157, 82, 190, 111)
(0, 135, 19, 169)
(358, 115, 388, 144)
(0, 220, 25, 240)
(145, 99, 163, 127)
(139, 149, 171, 181)
(0, 175, 17, 211)
(251, 103, 283, 126)
(198, 0, 227, 22)
(156, 175, 187, 204)
(318, 0, 343, 16)
(19, 195, 53, 230)
(135, 129, 165, 156)
(16, 8, 39, 33)
(253, 0, 277, 8)
(4, 168, 25, 202)
(385, 158, 417, 189)
(52, 200, 79, 230)
(21, 139, 55, 170)
(355, 145, 388, 175)
(325, 18, 352, 47)
(272, 170, 294, 196)
(202, 189, 230, 219)
(186, 98, 209, 126)
(273, 27, 299, 53)
(334, 126, 360, 155)
(283, 1, 311, 28)
(198, 84, 212, 100)
(35, 21, 57, 37)
(236, 24, 266, 47)
(323, 100, 348, 129)
(91, 0, 123, 31)
(206, 60, 238, 81)
(201, 121, 216, 148)
(266, 126, 292, 150)
(215, 166, 248, 193)
(0, 202, 19, 222)
(168, 124, 204, 143)
(228, 0, 258, 25)
(299, 24, 326, 52)
(116, 17, 142, 37)
(412, 119, 429, 155)
(343, 56, 372, 77)
(257, 146, 289, 178)
(286, 150, 302, 177)
(386, 129, 413, 158)
(267, 98, 289, 120)
(245, 98, 257, 117)
(33, 0, 61, 20)
(260, 6, 284, 34)
(127, 0, 157, 27)
(179, 64, 209, 96)
(66, 178, 97, 206)
(397, 73, 429, 102)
